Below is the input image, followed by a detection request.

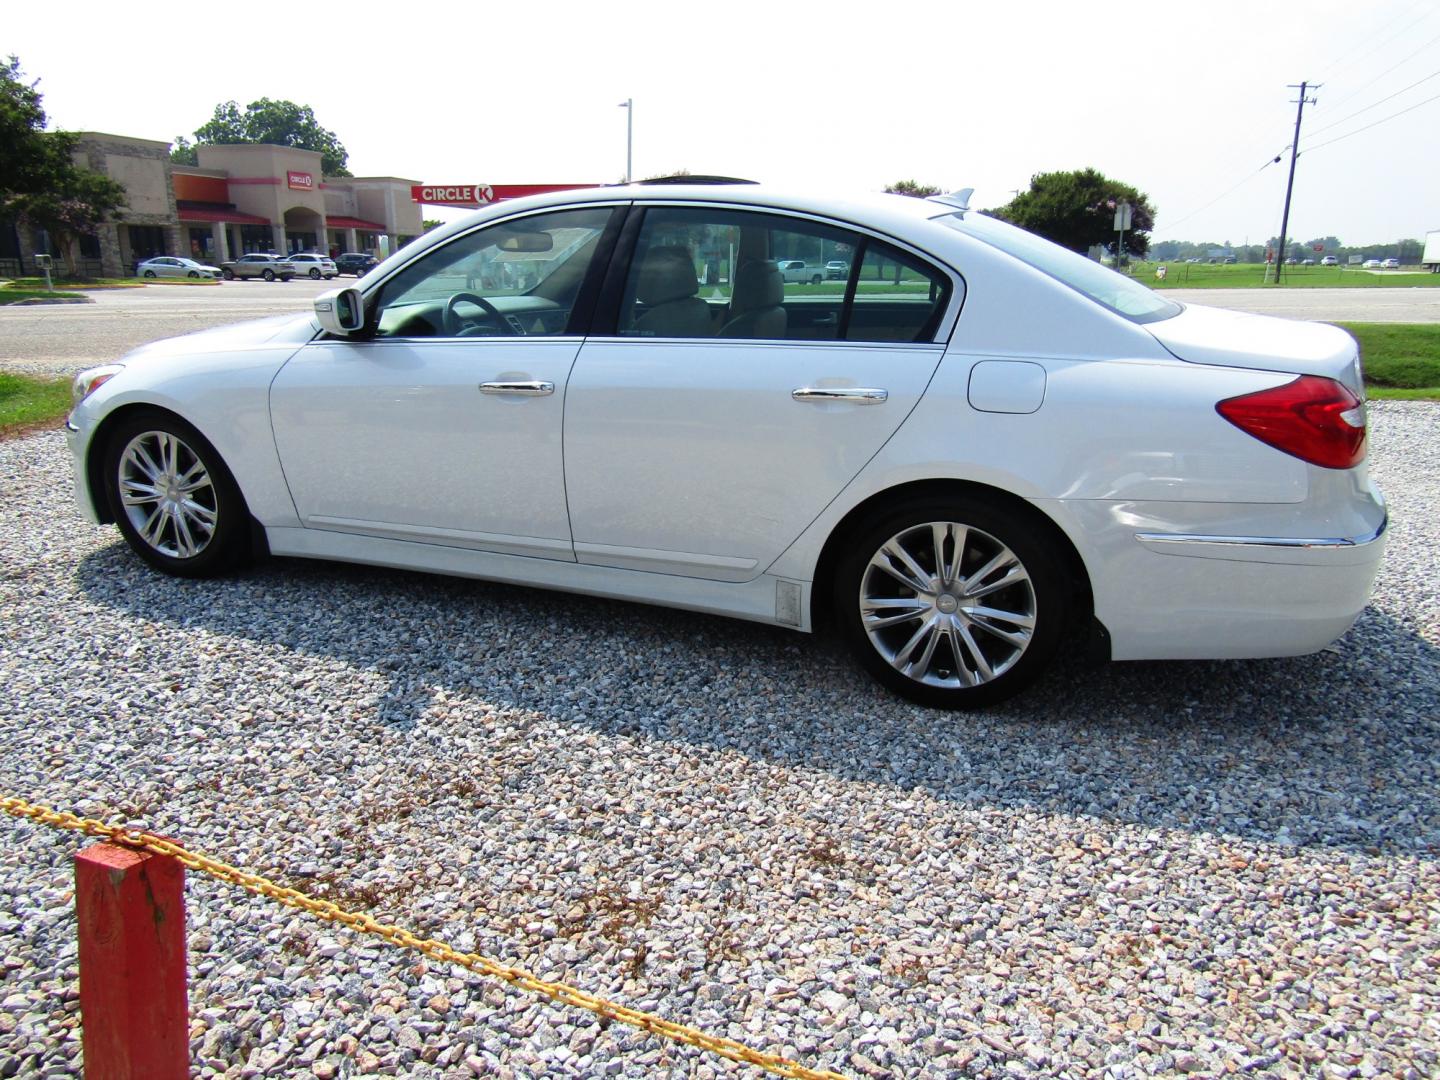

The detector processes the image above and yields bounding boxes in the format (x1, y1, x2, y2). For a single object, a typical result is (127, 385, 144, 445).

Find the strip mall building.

(1, 132, 424, 277)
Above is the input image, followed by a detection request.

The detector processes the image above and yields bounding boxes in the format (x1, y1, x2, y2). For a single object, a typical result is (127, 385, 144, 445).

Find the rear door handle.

(479, 381, 554, 396)
(791, 387, 888, 404)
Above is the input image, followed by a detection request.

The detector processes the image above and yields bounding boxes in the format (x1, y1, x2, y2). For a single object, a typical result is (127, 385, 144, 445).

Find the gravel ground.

(0, 402, 1437, 1079)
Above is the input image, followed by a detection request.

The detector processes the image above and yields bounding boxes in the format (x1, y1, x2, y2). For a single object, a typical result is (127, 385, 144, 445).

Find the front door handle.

(791, 387, 888, 404)
(479, 381, 554, 396)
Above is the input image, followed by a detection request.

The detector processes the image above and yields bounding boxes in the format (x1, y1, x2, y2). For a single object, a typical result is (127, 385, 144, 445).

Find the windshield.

(937, 211, 1182, 324)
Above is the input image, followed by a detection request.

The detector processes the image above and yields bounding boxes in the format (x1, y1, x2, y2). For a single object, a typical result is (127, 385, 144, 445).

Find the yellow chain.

(1, 795, 847, 1080)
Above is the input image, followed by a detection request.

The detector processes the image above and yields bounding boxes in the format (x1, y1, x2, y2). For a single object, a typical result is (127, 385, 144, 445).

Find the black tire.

(309, 268, 322, 279)
(101, 410, 252, 578)
(222, 268, 234, 280)
(143, 270, 156, 278)
(262, 269, 276, 281)
(187, 270, 200, 278)
(832, 495, 1069, 709)
(811, 274, 822, 285)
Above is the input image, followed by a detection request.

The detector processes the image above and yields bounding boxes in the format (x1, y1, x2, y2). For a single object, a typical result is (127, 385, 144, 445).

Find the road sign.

(1113, 202, 1132, 231)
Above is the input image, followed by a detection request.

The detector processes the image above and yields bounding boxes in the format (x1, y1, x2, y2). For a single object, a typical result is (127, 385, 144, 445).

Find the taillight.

(1216, 375, 1366, 469)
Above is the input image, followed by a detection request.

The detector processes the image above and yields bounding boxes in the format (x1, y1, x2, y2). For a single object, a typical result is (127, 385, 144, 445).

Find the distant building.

(1, 133, 422, 278)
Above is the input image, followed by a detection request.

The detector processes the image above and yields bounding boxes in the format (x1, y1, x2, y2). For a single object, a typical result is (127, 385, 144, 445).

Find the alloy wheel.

(859, 521, 1037, 689)
(116, 430, 218, 559)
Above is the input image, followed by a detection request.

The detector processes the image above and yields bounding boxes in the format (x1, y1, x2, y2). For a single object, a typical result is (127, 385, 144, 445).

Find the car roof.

(410, 183, 957, 262)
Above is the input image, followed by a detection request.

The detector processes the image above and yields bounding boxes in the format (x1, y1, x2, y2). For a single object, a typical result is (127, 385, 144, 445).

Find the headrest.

(731, 260, 784, 309)
(635, 245, 699, 305)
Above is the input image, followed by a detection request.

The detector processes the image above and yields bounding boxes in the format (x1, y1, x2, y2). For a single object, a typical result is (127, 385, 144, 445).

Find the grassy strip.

(5, 276, 144, 290)
(0, 289, 92, 305)
(1139, 263, 1440, 289)
(1338, 323, 1440, 401)
(0, 374, 71, 437)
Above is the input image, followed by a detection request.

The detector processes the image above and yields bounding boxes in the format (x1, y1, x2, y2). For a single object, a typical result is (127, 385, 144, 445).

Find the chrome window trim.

(1135, 516, 1387, 550)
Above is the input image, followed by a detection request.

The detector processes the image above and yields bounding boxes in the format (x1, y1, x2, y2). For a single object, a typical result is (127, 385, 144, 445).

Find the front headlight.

(72, 364, 125, 406)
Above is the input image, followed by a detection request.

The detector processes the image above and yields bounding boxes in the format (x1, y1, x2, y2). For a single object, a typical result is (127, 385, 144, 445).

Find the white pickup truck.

(775, 260, 825, 285)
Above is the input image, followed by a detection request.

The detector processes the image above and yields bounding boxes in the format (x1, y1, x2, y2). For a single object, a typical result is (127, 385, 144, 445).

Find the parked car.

(66, 184, 1386, 708)
(1321, 255, 1338, 266)
(1362, 259, 1383, 269)
(220, 254, 297, 281)
(287, 253, 339, 279)
(137, 256, 221, 280)
(1301, 258, 1315, 266)
(825, 260, 849, 280)
(1382, 258, 1401, 269)
(776, 259, 824, 284)
(334, 252, 380, 277)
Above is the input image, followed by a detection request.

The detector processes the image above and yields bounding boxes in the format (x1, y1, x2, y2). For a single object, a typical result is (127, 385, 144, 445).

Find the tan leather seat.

(631, 246, 714, 337)
(720, 260, 787, 339)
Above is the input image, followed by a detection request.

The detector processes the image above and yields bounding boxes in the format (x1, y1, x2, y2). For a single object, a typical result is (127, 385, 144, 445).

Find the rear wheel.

(262, 269, 275, 281)
(142, 270, 156, 278)
(833, 496, 1069, 708)
(309, 267, 321, 279)
(102, 411, 251, 578)
(811, 274, 822, 285)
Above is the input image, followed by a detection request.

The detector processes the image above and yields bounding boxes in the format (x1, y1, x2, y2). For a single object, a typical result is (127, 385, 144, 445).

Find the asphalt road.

(1, 281, 1437, 377)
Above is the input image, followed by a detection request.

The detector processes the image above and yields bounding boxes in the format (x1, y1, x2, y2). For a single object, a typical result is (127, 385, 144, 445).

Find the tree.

(186, 99, 352, 176)
(992, 168, 1155, 259)
(169, 136, 197, 166)
(1, 56, 127, 273)
(885, 180, 942, 198)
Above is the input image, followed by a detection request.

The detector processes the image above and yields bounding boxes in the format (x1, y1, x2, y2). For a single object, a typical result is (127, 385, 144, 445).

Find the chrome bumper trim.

(1135, 515, 1387, 551)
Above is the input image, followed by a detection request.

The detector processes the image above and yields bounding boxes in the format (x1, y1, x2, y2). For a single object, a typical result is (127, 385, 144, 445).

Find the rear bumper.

(1052, 496, 1387, 661)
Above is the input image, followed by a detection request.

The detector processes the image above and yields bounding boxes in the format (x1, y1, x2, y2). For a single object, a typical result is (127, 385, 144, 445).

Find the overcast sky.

(8, 1, 1439, 245)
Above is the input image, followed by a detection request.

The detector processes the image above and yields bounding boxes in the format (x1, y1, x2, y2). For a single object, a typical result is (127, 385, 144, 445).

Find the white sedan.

(136, 256, 222, 280)
(67, 183, 1386, 708)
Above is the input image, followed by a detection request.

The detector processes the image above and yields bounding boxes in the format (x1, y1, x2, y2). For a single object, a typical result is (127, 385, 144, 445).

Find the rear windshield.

(937, 211, 1182, 325)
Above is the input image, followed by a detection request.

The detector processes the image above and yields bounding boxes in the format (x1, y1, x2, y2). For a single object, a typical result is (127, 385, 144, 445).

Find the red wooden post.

(74, 843, 189, 1080)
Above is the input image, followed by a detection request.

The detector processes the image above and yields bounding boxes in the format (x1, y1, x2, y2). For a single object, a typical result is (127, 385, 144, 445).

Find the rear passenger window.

(614, 206, 951, 344)
(847, 241, 952, 343)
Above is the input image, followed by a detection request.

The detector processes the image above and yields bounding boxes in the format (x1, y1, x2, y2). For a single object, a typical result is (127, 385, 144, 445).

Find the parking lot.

(0, 284, 1438, 1076)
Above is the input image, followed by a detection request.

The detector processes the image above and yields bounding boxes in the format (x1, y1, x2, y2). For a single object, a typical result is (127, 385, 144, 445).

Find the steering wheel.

(444, 292, 507, 336)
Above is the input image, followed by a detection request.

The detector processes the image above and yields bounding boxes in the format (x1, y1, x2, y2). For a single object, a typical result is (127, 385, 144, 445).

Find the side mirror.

(314, 287, 365, 336)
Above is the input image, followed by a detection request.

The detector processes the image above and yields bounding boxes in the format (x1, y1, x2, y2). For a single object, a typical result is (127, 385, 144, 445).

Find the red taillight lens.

(1216, 375, 1367, 469)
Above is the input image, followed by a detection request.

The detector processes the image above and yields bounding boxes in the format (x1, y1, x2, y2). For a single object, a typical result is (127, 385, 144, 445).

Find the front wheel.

(309, 268, 321, 279)
(187, 270, 200, 278)
(102, 412, 251, 578)
(833, 496, 1069, 708)
(262, 269, 275, 281)
(222, 268, 234, 280)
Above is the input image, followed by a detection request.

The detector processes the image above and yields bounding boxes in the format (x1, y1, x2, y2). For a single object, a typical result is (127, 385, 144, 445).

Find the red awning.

(177, 207, 271, 225)
(326, 216, 388, 231)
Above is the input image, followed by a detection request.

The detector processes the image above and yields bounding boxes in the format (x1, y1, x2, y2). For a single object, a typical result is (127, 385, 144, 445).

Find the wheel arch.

(85, 403, 265, 559)
(808, 478, 1101, 650)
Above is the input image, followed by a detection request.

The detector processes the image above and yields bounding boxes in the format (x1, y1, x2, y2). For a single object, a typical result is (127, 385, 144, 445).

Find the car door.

(563, 204, 960, 582)
(269, 204, 623, 560)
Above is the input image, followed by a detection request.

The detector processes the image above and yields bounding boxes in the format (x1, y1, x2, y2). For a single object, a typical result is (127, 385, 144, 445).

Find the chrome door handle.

(479, 381, 554, 396)
(791, 387, 888, 404)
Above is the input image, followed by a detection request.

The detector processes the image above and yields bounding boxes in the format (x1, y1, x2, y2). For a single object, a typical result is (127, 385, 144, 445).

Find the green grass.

(0, 373, 71, 436)
(1338, 323, 1440, 401)
(0, 288, 91, 305)
(1134, 262, 1440, 289)
(7, 276, 143, 289)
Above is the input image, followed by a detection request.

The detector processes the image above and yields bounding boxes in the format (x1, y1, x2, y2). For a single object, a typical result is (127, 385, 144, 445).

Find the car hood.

(1147, 303, 1363, 395)
(118, 312, 317, 366)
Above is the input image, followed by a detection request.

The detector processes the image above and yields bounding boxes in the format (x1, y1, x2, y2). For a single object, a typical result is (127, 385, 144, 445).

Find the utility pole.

(618, 99, 633, 182)
(1273, 81, 1318, 285)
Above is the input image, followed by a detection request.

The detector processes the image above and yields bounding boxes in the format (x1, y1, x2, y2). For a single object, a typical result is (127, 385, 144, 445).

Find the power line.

(1315, 4, 1436, 83)
(1321, 29, 1440, 113)
(1152, 159, 1280, 238)
(1301, 88, 1440, 153)
(1305, 64, 1440, 137)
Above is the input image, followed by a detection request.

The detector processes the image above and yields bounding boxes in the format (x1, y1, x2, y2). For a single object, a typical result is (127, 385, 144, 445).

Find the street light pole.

(618, 99, 633, 182)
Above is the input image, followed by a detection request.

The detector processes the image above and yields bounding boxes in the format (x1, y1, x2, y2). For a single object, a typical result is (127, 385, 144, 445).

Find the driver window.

(371, 207, 616, 339)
